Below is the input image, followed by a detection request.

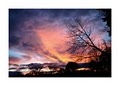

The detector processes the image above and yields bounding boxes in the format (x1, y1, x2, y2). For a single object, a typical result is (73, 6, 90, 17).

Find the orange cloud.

(35, 27, 72, 63)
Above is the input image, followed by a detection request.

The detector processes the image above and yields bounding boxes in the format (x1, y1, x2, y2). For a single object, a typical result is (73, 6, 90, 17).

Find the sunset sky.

(9, 9, 110, 64)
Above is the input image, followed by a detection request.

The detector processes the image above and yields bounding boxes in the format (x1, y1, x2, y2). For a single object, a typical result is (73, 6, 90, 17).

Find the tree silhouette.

(66, 11, 111, 73)
(67, 19, 109, 55)
(66, 62, 79, 72)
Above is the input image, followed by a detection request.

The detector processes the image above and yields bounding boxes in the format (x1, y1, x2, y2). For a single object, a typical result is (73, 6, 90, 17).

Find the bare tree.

(67, 18, 110, 62)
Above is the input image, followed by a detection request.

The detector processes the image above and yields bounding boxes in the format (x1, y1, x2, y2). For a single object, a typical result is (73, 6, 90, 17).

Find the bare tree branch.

(67, 19, 107, 58)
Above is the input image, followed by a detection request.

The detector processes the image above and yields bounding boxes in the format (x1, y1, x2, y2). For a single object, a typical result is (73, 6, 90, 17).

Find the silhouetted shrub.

(66, 62, 79, 72)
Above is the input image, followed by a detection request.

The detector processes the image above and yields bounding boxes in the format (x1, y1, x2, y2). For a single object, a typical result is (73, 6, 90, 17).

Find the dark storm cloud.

(9, 9, 41, 47)
(9, 36, 21, 46)
(9, 9, 38, 34)
(9, 9, 99, 47)
(9, 9, 100, 31)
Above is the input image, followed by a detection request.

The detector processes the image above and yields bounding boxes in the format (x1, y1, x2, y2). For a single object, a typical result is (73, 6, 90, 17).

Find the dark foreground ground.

(9, 71, 111, 77)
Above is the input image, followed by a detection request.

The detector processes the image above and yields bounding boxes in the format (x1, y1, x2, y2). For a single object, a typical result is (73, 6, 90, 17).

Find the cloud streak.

(9, 9, 110, 64)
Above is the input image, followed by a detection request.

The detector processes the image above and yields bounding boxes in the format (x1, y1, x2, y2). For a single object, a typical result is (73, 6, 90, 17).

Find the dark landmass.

(9, 61, 111, 77)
